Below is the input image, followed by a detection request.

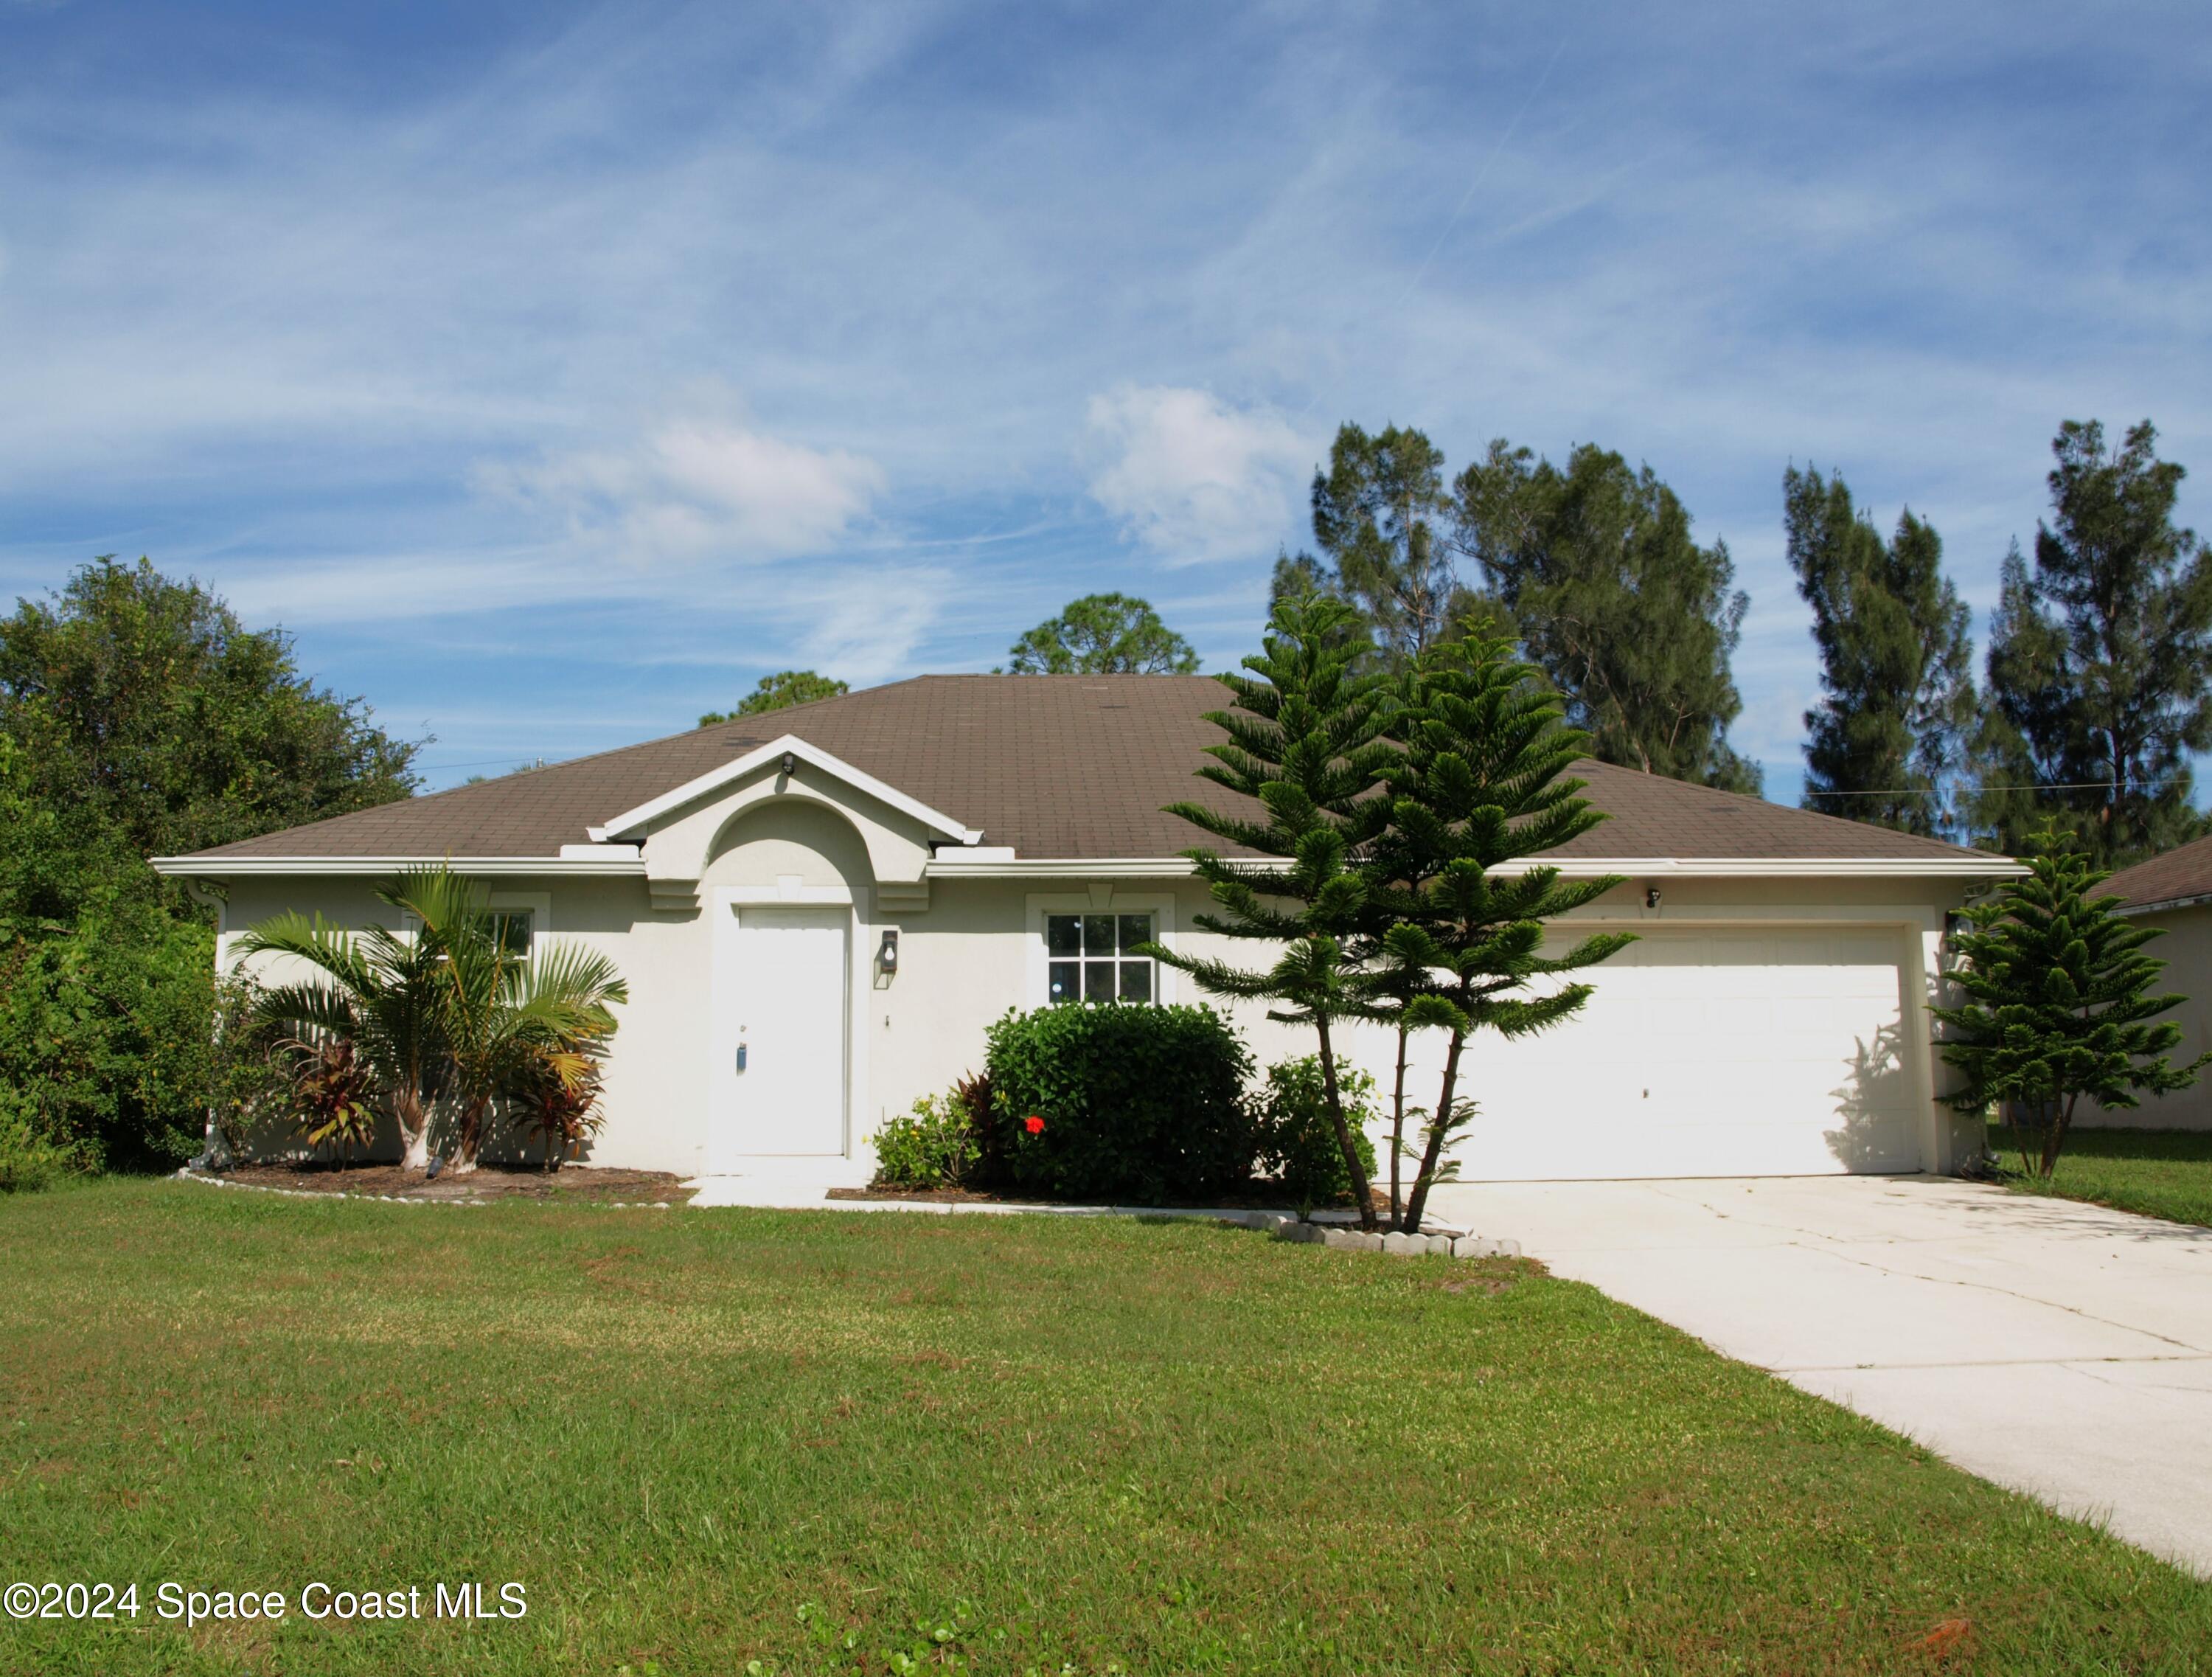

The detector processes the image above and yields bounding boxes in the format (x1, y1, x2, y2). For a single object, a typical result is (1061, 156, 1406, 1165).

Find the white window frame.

(487, 890, 552, 956)
(1024, 892, 1178, 1010)
(397, 889, 552, 952)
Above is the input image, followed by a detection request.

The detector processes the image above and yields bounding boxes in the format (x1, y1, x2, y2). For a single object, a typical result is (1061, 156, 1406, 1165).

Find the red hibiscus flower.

(1023, 1115, 1046, 1135)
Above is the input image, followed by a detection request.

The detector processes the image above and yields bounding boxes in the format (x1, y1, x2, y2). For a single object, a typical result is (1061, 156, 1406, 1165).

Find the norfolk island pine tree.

(1141, 596, 1397, 1230)
(1933, 832, 2208, 1179)
(1362, 635, 1633, 1232)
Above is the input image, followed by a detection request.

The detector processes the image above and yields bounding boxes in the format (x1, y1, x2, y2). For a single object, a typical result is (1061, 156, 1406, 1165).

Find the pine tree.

(1360, 635, 1633, 1232)
(1453, 440, 1760, 793)
(1006, 593, 1200, 675)
(1144, 596, 1396, 1229)
(1309, 423, 1458, 662)
(1932, 836, 2206, 1177)
(1974, 420, 2212, 864)
(1784, 466, 1976, 836)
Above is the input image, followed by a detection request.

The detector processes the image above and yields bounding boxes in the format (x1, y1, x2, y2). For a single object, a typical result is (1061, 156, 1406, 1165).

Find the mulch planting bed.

(827, 1181, 1388, 1212)
(207, 1162, 694, 1204)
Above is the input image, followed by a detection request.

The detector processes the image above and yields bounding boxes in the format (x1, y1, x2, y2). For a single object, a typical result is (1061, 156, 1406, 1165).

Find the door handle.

(736, 1042, 748, 1072)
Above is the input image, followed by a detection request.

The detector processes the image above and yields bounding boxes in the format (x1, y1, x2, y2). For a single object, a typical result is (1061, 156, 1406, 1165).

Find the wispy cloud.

(1082, 386, 1316, 564)
(476, 417, 886, 568)
(0, 1, 2205, 789)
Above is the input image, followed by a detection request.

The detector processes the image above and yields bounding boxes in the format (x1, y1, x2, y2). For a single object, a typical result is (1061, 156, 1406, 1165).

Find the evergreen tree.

(0, 558, 419, 1177)
(1360, 636, 1632, 1232)
(1784, 466, 1976, 836)
(0, 556, 419, 863)
(1933, 836, 2206, 1177)
(1309, 423, 1458, 662)
(1973, 420, 2212, 864)
(1453, 440, 1759, 793)
(1006, 593, 1199, 674)
(698, 670, 848, 725)
(1144, 596, 1396, 1229)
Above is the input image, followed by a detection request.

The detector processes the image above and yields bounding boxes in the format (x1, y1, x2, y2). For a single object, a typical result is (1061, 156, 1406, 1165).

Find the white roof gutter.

(150, 848, 646, 879)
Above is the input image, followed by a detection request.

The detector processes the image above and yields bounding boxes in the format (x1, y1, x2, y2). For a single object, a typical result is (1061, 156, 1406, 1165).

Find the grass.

(1, 1181, 2208, 1676)
(1989, 1121, 2212, 1229)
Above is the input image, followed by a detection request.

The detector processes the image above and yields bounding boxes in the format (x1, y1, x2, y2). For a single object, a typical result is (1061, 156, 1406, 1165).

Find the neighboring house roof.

(2103, 833, 2212, 912)
(160, 674, 2013, 872)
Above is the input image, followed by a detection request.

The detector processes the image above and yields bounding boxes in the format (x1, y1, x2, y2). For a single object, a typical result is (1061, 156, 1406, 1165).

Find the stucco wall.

(212, 796, 1987, 1176)
(2078, 903, 2212, 1131)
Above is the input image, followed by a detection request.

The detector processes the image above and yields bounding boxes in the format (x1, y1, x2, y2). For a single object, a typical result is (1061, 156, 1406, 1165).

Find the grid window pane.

(1048, 961, 1080, 1003)
(1046, 915, 1081, 956)
(1118, 914, 1152, 952)
(1119, 962, 1152, 1002)
(1082, 914, 1117, 954)
(1084, 962, 1118, 1003)
(490, 911, 532, 956)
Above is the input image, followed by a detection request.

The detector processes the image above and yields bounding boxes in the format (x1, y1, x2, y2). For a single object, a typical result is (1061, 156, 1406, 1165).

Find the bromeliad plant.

(1933, 835, 2207, 1179)
(240, 865, 628, 1173)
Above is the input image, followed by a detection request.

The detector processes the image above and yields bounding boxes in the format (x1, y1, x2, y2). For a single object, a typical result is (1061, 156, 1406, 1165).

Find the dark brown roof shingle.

(175, 674, 2005, 866)
(2104, 833, 2212, 909)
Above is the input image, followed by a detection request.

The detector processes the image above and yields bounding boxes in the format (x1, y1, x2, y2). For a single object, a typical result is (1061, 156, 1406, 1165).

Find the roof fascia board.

(150, 855, 648, 879)
(2114, 890, 2212, 917)
(925, 855, 2028, 881)
(588, 734, 984, 846)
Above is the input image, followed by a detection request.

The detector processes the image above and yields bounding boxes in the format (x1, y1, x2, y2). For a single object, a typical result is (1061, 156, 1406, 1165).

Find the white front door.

(712, 905, 849, 1164)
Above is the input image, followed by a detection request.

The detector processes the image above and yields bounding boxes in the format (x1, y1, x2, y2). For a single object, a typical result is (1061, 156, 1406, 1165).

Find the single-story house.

(153, 675, 2023, 1182)
(2091, 835, 2212, 1131)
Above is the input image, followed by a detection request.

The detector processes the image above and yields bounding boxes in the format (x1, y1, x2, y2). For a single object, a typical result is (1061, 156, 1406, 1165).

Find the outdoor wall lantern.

(780, 750, 797, 778)
(877, 928, 900, 974)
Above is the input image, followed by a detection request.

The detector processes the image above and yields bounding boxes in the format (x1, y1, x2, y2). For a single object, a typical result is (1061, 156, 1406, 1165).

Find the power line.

(1802, 780, 2185, 799)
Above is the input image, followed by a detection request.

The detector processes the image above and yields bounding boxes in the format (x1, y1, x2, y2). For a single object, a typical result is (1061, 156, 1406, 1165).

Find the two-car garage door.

(1357, 927, 1921, 1181)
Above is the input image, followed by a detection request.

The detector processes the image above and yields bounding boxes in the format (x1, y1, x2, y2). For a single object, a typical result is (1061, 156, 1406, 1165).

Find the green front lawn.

(1990, 1121, 2212, 1229)
(3, 1181, 2208, 1676)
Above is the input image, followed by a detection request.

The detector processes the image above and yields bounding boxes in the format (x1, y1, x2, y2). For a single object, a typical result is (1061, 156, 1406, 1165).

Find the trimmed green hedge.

(982, 1004, 1253, 1203)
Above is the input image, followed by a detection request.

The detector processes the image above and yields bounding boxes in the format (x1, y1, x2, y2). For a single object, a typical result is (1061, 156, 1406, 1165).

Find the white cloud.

(1083, 386, 1315, 565)
(479, 420, 886, 567)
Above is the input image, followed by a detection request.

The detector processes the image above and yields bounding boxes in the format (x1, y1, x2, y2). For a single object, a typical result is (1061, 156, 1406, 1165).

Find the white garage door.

(1354, 927, 1921, 1181)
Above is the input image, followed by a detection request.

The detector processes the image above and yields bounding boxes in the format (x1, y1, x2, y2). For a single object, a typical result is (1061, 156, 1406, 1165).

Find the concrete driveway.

(1422, 1173, 2212, 1577)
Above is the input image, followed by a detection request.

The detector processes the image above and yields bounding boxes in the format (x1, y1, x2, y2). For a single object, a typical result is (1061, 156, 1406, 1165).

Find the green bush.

(0, 904, 223, 1173)
(0, 1101, 74, 1193)
(982, 1004, 1253, 1203)
(869, 1091, 981, 1190)
(1252, 1055, 1378, 1206)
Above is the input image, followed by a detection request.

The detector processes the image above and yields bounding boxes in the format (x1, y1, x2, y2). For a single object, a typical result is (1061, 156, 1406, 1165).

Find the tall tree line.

(1280, 416, 2211, 867)
(0, 558, 417, 1181)
(1787, 419, 2210, 864)
(1277, 422, 1761, 794)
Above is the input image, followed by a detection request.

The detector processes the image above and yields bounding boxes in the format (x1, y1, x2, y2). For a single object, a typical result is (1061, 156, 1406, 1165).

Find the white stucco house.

(153, 675, 2023, 1184)
(2089, 836, 2212, 1131)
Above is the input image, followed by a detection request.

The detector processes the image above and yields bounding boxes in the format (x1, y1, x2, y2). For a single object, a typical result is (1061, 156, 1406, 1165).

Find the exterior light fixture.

(1645, 886, 1663, 911)
(877, 928, 899, 973)
(780, 750, 797, 778)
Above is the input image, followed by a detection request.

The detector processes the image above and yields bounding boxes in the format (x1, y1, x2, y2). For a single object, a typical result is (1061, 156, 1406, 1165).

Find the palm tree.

(240, 865, 629, 1173)
(238, 873, 453, 1169)
(431, 910, 627, 1173)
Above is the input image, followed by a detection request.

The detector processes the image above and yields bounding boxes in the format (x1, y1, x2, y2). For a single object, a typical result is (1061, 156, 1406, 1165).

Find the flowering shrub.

(982, 1002, 1252, 1202)
(869, 1092, 981, 1190)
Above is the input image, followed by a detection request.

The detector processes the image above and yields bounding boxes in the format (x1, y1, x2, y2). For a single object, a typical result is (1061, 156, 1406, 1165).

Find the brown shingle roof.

(2104, 834, 2212, 909)
(175, 674, 2005, 866)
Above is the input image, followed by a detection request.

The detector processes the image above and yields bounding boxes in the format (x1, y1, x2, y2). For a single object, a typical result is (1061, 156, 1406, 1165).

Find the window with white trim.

(489, 909, 534, 957)
(1045, 912, 1154, 1004)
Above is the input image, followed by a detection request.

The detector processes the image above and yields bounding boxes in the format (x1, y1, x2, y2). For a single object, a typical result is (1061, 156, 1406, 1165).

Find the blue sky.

(2, 1, 2208, 798)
